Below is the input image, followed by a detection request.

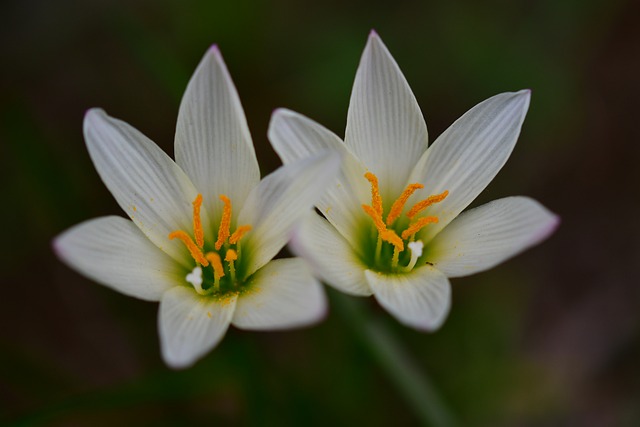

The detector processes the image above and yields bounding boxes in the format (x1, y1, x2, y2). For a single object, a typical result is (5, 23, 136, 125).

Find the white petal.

(232, 258, 326, 330)
(428, 197, 559, 277)
(174, 46, 260, 218)
(237, 152, 341, 276)
(345, 31, 429, 199)
(84, 109, 206, 267)
(365, 266, 451, 331)
(289, 212, 371, 296)
(408, 90, 531, 243)
(54, 216, 183, 301)
(268, 108, 370, 247)
(158, 286, 237, 369)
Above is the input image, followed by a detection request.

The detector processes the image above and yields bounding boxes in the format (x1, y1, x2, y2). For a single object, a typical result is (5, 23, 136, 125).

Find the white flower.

(268, 31, 559, 331)
(54, 45, 340, 368)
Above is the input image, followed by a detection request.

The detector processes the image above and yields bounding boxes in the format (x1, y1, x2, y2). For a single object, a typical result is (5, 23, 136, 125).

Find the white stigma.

(404, 240, 424, 272)
(186, 266, 205, 294)
(408, 241, 423, 257)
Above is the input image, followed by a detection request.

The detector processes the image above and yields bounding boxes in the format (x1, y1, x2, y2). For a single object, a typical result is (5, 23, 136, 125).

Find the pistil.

(402, 241, 424, 272)
(186, 266, 206, 294)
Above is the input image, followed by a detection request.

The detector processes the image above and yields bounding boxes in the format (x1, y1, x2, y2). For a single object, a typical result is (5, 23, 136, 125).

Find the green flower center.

(359, 172, 448, 273)
(169, 194, 252, 296)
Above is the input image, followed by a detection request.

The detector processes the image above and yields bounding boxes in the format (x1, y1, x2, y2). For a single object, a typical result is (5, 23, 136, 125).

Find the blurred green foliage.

(1, 0, 639, 425)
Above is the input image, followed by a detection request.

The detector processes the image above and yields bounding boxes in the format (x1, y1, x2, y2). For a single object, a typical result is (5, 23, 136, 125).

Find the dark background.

(1, 0, 639, 425)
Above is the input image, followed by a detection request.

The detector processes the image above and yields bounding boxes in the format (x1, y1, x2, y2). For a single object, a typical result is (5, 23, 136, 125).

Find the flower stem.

(331, 291, 457, 427)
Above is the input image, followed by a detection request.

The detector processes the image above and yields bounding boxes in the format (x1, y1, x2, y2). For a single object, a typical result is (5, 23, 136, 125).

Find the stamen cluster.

(361, 172, 448, 272)
(169, 194, 251, 295)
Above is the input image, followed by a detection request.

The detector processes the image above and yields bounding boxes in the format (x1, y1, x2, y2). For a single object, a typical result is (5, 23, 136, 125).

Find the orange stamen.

(386, 183, 424, 226)
(215, 195, 232, 250)
(229, 225, 252, 245)
(225, 249, 238, 262)
(362, 204, 386, 234)
(380, 229, 404, 251)
(364, 172, 383, 216)
(205, 252, 225, 278)
(192, 194, 204, 248)
(401, 216, 439, 240)
(168, 230, 209, 266)
(406, 190, 449, 219)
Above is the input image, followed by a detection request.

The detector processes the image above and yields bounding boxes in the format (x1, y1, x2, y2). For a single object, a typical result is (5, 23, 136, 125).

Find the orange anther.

(229, 225, 252, 245)
(406, 190, 449, 219)
(225, 249, 238, 262)
(362, 204, 386, 234)
(168, 230, 209, 266)
(401, 216, 439, 240)
(364, 172, 383, 216)
(380, 229, 404, 251)
(215, 195, 232, 250)
(192, 194, 204, 248)
(205, 252, 225, 278)
(386, 183, 424, 226)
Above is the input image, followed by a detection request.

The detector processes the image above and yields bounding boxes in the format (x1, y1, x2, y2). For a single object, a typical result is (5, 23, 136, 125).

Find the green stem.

(331, 291, 457, 427)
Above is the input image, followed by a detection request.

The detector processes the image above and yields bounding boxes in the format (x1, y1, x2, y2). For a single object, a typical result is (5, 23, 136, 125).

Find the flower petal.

(289, 212, 371, 296)
(232, 258, 326, 330)
(408, 90, 531, 243)
(84, 109, 206, 267)
(237, 152, 341, 276)
(158, 286, 237, 369)
(268, 109, 370, 246)
(344, 31, 429, 199)
(365, 266, 451, 331)
(427, 196, 559, 277)
(174, 46, 260, 218)
(54, 216, 183, 301)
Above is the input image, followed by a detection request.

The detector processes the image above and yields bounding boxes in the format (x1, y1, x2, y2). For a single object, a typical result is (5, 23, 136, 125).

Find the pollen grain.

(192, 194, 205, 248)
(229, 225, 252, 245)
(364, 172, 383, 216)
(362, 204, 386, 234)
(225, 249, 238, 262)
(380, 229, 404, 251)
(215, 195, 232, 250)
(206, 252, 225, 278)
(406, 190, 449, 219)
(401, 216, 439, 240)
(168, 230, 209, 266)
(386, 183, 424, 226)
